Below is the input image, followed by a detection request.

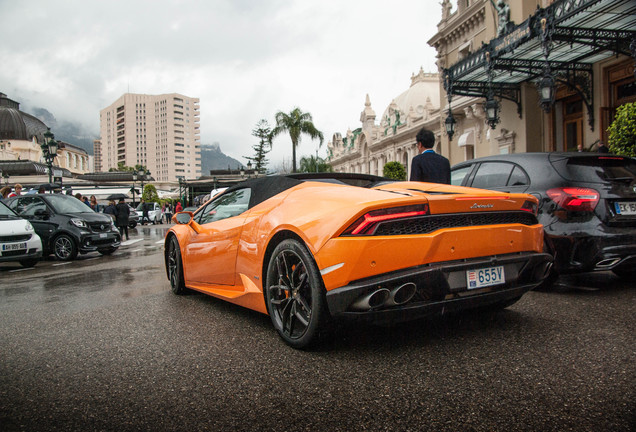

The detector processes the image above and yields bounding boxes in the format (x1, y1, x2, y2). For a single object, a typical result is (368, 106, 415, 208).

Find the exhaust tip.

(384, 282, 417, 307)
(595, 258, 621, 269)
(368, 288, 391, 308)
(350, 288, 390, 311)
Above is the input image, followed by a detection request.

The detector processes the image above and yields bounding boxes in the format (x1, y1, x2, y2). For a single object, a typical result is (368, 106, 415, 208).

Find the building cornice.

(428, 2, 487, 48)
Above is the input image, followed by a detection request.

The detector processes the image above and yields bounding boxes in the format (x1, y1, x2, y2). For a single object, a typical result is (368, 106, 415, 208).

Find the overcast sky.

(0, 0, 444, 169)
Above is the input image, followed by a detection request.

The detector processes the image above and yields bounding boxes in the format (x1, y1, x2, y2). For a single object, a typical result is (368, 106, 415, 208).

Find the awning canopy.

(458, 129, 475, 147)
(443, 0, 636, 128)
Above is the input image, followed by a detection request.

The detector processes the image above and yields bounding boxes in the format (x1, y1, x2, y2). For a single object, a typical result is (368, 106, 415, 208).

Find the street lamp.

(137, 168, 148, 200)
(444, 111, 457, 142)
(247, 161, 252, 178)
(178, 177, 185, 206)
(41, 129, 59, 185)
(131, 171, 138, 205)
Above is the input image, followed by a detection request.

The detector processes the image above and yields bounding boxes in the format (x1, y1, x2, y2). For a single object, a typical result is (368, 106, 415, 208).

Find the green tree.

(383, 161, 406, 180)
(608, 102, 636, 157)
(142, 184, 159, 203)
(272, 107, 324, 173)
(245, 119, 273, 173)
(299, 155, 333, 173)
(109, 163, 148, 173)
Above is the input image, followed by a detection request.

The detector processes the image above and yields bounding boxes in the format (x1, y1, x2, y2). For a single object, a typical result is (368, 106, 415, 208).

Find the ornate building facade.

(430, 0, 635, 163)
(328, 0, 635, 176)
(327, 69, 441, 178)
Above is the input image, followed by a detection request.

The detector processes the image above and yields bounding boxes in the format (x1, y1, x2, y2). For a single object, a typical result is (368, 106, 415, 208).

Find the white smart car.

(136, 201, 162, 224)
(0, 201, 43, 267)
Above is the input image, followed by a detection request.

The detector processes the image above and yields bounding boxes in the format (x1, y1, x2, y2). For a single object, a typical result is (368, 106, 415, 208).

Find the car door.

(10, 196, 56, 248)
(183, 188, 251, 287)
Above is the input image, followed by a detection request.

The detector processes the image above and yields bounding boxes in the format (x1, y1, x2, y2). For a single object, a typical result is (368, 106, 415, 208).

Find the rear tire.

(167, 236, 187, 294)
(265, 239, 331, 349)
(534, 267, 558, 291)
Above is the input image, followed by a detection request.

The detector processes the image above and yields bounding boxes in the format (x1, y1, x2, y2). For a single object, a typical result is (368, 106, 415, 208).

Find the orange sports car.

(165, 173, 552, 348)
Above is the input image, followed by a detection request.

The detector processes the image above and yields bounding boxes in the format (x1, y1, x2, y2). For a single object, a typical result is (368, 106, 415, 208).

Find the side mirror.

(175, 212, 193, 225)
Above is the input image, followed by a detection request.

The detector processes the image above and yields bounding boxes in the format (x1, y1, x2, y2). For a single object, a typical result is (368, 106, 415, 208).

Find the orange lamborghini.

(165, 173, 552, 348)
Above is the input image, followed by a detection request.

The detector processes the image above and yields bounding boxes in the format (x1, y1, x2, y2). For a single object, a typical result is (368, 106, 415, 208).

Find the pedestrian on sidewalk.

(115, 198, 130, 240)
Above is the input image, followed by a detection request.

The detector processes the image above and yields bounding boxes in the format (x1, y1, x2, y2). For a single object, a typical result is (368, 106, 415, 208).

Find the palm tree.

(272, 107, 324, 173)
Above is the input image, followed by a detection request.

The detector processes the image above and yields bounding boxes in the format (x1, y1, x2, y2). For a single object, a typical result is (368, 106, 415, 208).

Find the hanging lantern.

(445, 112, 457, 142)
(539, 73, 555, 113)
(485, 97, 500, 129)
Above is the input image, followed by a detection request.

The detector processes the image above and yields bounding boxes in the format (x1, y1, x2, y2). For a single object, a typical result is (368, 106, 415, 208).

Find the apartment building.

(99, 93, 201, 181)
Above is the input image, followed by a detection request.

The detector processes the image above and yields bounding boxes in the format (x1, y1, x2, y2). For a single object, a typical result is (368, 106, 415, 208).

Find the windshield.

(46, 195, 94, 213)
(551, 155, 636, 183)
(0, 201, 19, 218)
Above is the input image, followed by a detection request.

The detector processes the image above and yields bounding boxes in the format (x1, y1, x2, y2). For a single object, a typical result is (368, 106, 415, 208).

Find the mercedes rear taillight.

(342, 204, 430, 236)
(546, 187, 599, 212)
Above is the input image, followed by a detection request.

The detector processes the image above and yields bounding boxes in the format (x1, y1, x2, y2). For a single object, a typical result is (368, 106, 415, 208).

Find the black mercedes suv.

(451, 152, 636, 281)
(5, 193, 121, 261)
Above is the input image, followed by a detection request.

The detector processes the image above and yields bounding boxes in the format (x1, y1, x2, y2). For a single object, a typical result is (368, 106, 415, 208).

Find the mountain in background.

(31, 107, 97, 154)
(200, 142, 243, 175)
(27, 107, 241, 176)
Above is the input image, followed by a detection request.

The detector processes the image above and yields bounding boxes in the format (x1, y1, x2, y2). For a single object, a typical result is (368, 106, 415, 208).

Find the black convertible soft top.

(223, 173, 393, 210)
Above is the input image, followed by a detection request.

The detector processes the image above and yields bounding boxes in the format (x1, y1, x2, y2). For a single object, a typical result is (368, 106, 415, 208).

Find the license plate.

(99, 233, 107, 238)
(614, 201, 636, 216)
(1, 242, 27, 252)
(467, 266, 505, 289)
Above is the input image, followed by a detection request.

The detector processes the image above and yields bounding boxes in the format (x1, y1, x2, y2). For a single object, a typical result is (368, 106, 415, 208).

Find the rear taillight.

(342, 204, 430, 236)
(546, 187, 599, 212)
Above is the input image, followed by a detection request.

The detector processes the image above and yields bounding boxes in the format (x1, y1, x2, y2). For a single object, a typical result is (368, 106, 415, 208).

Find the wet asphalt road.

(0, 224, 634, 431)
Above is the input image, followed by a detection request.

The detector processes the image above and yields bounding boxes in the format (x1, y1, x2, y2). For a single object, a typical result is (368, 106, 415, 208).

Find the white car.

(0, 201, 43, 267)
(136, 202, 162, 224)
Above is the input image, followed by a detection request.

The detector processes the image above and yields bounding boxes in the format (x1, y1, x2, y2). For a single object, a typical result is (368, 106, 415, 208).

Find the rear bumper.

(548, 229, 636, 273)
(325, 252, 552, 323)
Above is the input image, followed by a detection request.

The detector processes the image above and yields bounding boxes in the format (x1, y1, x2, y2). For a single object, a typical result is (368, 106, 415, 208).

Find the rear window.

(550, 156, 636, 183)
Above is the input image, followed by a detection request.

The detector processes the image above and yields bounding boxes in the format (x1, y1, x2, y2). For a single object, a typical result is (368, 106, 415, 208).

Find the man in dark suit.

(410, 127, 451, 184)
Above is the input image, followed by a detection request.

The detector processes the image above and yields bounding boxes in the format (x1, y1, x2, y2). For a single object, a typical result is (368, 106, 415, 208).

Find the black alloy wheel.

(167, 236, 186, 294)
(53, 234, 78, 261)
(265, 239, 330, 349)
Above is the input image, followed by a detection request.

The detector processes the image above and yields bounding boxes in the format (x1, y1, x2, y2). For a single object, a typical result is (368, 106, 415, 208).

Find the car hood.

(60, 212, 114, 223)
(0, 217, 33, 234)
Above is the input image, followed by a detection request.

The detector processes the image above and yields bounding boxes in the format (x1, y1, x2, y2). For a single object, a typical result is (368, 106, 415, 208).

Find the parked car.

(0, 201, 43, 267)
(136, 201, 162, 224)
(451, 152, 636, 280)
(5, 194, 121, 261)
(128, 205, 139, 228)
(165, 173, 551, 348)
